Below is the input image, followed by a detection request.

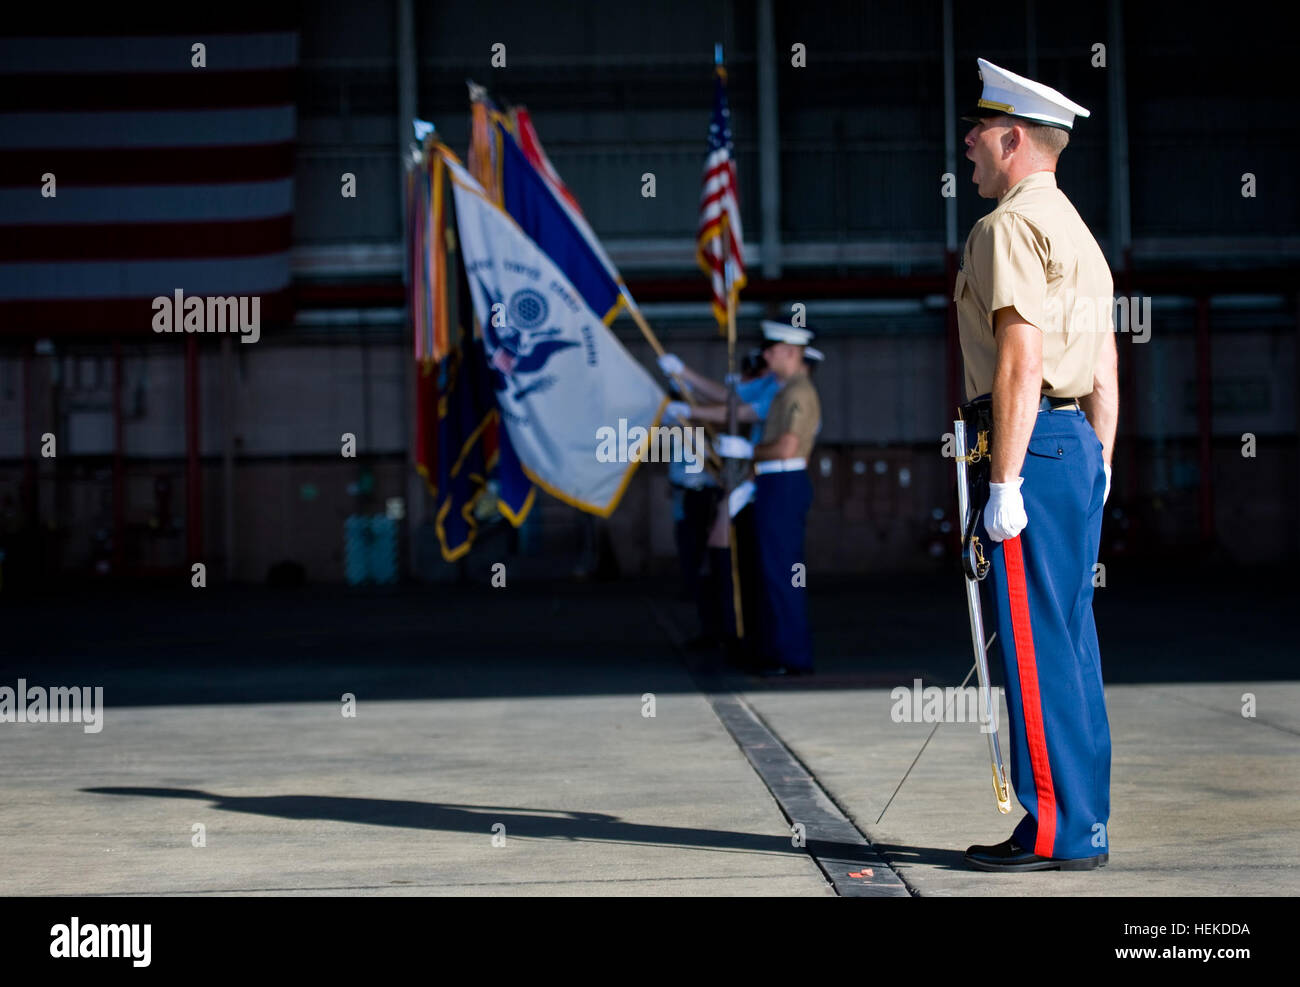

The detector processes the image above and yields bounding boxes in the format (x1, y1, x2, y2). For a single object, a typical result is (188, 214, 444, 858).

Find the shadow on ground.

(81, 785, 876, 864)
(4, 560, 1293, 705)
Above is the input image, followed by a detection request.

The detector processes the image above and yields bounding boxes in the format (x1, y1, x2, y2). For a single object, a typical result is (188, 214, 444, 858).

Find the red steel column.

(22, 346, 35, 522)
(1194, 296, 1213, 545)
(945, 249, 961, 415)
(185, 336, 203, 564)
(1120, 250, 1136, 507)
(113, 339, 125, 575)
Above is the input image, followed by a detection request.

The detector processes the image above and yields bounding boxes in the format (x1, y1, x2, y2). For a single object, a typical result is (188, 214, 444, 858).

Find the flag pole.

(621, 288, 721, 473)
(720, 209, 744, 640)
(715, 41, 744, 640)
(620, 288, 664, 355)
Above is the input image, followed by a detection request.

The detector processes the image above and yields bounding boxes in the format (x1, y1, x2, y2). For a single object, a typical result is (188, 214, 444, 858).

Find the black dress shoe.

(757, 664, 814, 678)
(964, 837, 1108, 872)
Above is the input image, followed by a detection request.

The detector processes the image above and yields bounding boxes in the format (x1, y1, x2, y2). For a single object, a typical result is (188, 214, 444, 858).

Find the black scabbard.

(958, 397, 994, 581)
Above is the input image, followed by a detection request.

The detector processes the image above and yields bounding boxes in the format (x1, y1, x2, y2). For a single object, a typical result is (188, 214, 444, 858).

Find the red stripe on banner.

(0, 143, 295, 187)
(0, 70, 296, 111)
(0, 7, 300, 34)
(0, 288, 294, 337)
(1003, 535, 1057, 857)
(697, 216, 724, 237)
(699, 188, 733, 211)
(701, 170, 734, 191)
(0, 216, 293, 261)
(702, 160, 732, 183)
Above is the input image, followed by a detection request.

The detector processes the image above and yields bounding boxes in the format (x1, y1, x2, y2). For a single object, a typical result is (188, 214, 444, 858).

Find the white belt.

(754, 457, 807, 475)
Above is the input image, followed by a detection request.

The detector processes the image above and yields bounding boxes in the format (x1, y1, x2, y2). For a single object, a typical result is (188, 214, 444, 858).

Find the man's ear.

(1003, 124, 1023, 156)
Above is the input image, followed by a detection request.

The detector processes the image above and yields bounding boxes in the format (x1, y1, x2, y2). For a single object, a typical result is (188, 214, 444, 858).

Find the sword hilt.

(955, 421, 992, 582)
(956, 428, 988, 464)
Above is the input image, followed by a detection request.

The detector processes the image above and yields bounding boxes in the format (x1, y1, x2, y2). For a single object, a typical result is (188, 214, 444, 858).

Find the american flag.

(696, 62, 746, 330)
(0, 10, 299, 337)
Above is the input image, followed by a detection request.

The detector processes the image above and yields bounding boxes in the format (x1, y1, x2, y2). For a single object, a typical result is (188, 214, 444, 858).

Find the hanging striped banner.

(0, 11, 299, 336)
(696, 60, 746, 331)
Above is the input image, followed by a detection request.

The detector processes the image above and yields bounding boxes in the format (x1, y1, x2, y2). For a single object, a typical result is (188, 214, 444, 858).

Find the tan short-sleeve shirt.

(760, 369, 821, 459)
(954, 171, 1114, 400)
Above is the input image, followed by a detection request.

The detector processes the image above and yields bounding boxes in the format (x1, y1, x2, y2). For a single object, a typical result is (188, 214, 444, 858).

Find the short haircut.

(1024, 121, 1070, 157)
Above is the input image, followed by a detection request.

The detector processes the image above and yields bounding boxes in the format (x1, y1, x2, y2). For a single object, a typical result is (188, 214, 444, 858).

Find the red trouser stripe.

(1003, 535, 1057, 857)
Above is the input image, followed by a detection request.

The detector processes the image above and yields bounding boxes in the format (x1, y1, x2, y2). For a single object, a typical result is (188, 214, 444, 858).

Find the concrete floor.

(1, 688, 829, 896)
(742, 681, 1300, 896)
(1, 569, 1295, 896)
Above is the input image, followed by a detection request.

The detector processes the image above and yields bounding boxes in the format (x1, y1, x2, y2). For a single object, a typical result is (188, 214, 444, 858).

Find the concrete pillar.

(757, 0, 782, 278)
(396, 0, 423, 566)
(943, 0, 961, 414)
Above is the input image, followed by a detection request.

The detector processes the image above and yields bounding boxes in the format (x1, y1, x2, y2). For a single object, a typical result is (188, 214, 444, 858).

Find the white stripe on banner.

(0, 33, 300, 75)
(698, 196, 736, 226)
(0, 254, 292, 300)
(702, 149, 730, 172)
(0, 180, 294, 224)
(1, 106, 296, 149)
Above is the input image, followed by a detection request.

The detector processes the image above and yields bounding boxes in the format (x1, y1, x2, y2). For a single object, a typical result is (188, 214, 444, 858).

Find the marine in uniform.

(659, 348, 776, 650)
(953, 60, 1119, 871)
(715, 323, 822, 675)
(660, 333, 823, 669)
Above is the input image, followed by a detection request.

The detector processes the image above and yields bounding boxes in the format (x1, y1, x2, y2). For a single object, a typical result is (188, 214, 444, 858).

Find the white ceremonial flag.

(445, 155, 667, 515)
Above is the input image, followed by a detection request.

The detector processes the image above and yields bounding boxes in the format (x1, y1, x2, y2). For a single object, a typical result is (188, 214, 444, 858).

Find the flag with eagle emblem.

(443, 153, 665, 516)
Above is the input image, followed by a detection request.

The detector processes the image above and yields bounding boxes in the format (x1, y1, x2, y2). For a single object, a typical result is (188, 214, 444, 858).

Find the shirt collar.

(998, 169, 1057, 205)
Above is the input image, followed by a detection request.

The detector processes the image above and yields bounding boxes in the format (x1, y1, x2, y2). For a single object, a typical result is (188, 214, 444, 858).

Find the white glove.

(1103, 463, 1112, 504)
(984, 477, 1028, 542)
(664, 400, 691, 423)
(658, 353, 684, 377)
(729, 479, 755, 517)
(715, 434, 753, 460)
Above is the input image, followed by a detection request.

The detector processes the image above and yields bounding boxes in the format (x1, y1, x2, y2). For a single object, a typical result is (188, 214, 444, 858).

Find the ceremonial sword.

(954, 416, 1012, 814)
(875, 416, 1012, 824)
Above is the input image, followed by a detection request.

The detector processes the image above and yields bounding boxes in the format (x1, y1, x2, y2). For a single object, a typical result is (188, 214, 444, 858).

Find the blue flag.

(497, 122, 625, 325)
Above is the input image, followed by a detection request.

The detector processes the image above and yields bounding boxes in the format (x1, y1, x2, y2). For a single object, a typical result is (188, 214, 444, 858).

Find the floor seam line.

(646, 595, 913, 898)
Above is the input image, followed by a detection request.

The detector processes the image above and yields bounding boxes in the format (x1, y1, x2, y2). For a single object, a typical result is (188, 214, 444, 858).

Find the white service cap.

(964, 58, 1090, 132)
(760, 320, 813, 345)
